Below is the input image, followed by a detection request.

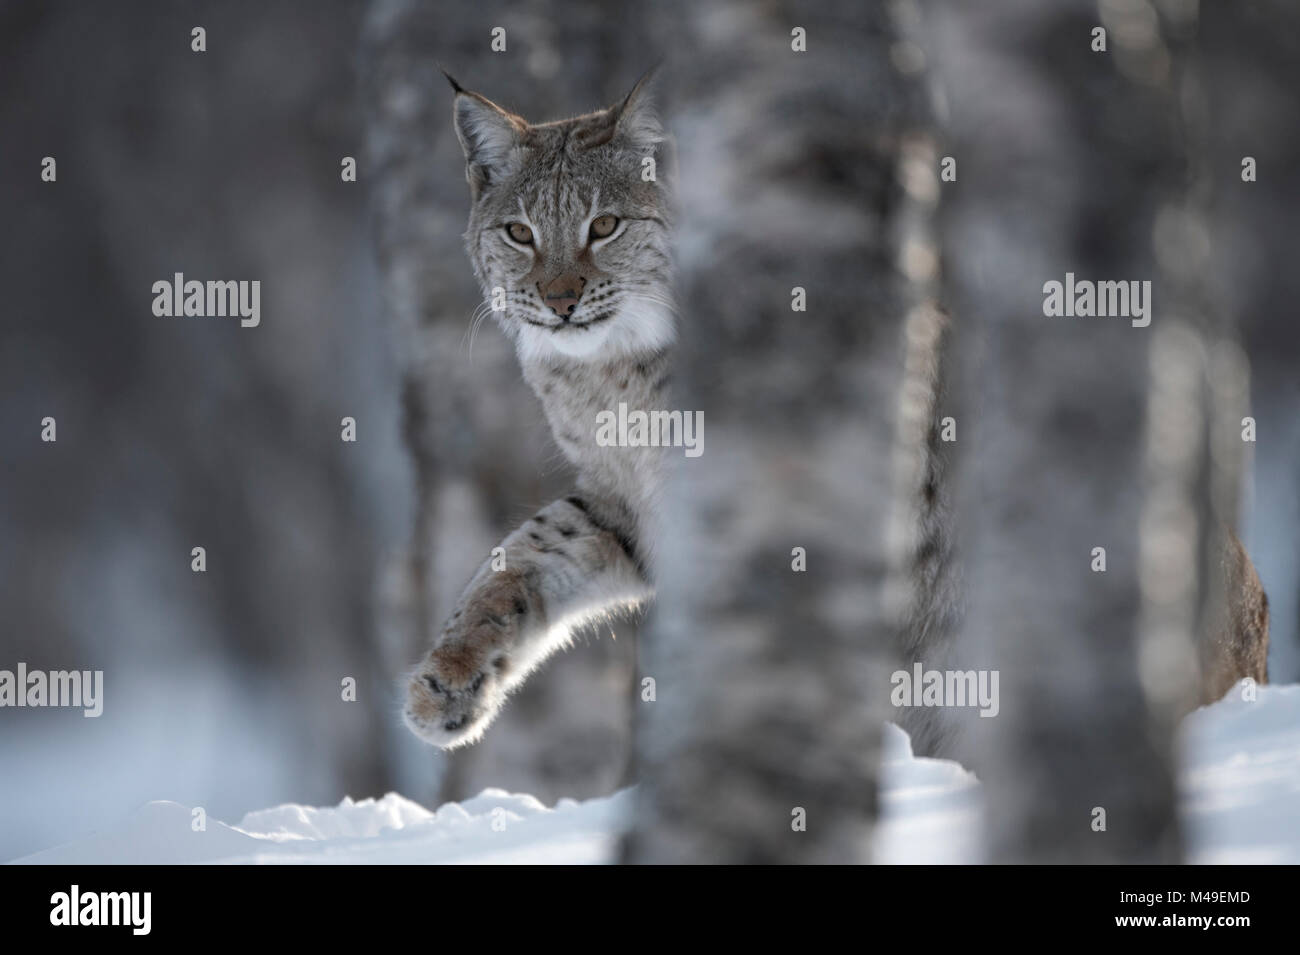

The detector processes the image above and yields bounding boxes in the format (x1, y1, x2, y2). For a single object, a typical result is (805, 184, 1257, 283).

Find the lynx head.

(449, 73, 674, 362)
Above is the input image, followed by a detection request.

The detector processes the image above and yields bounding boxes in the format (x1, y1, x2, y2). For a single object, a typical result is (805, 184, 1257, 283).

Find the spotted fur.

(403, 75, 674, 748)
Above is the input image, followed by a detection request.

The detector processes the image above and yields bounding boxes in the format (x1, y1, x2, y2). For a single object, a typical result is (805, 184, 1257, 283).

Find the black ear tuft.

(440, 68, 465, 95)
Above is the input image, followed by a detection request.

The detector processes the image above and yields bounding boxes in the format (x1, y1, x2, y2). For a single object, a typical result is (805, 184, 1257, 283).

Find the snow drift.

(11, 682, 1298, 864)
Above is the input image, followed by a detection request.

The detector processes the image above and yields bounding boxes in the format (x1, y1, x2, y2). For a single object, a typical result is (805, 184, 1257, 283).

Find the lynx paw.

(403, 575, 531, 749)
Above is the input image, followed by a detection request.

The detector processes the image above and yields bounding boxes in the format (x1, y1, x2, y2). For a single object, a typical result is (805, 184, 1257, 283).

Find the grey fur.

(403, 78, 674, 748)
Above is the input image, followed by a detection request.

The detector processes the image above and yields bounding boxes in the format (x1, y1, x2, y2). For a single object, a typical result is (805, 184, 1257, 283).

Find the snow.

(11, 790, 630, 866)
(1179, 684, 1300, 863)
(10, 681, 1298, 864)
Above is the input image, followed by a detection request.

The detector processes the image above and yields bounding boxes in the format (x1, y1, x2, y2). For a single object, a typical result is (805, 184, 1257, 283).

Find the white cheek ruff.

(614, 296, 677, 354)
(517, 320, 612, 362)
(549, 324, 615, 358)
(513, 296, 676, 363)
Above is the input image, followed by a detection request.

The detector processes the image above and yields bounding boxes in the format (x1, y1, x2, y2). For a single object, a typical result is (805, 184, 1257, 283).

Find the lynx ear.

(612, 69, 664, 150)
(447, 76, 527, 198)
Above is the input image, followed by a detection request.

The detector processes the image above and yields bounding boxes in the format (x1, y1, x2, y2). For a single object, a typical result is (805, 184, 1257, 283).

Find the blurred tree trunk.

(624, 0, 935, 863)
(1, 0, 408, 820)
(925, 0, 1246, 862)
(1198, 0, 1300, 686)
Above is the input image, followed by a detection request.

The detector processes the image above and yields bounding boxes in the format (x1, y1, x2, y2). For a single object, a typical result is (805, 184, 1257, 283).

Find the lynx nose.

(539, 274, 585, 320)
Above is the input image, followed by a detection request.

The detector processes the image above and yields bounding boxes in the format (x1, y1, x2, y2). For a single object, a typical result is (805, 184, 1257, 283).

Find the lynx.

(403, 75, 673, 748)
(402, 75, 1271, 758)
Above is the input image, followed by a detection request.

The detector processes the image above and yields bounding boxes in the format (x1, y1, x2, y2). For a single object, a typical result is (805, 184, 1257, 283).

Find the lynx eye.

(589, 215, 619, 240)
(506, 222, 533, 244)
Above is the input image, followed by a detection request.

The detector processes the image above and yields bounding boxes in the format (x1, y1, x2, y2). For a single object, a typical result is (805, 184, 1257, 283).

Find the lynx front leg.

(404, 494, 650, 748)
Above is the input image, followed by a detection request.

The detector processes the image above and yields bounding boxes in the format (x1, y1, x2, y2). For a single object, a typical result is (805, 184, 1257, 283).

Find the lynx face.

(453, 78, 675, 361)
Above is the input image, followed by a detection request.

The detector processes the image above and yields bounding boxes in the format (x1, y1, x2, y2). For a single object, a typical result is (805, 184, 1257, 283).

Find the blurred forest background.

(1, 0, 1297, 863)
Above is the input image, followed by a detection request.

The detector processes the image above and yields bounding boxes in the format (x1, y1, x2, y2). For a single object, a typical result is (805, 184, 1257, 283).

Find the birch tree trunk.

(926, 0, 1243, 862)
(625, 0, 935, 864)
